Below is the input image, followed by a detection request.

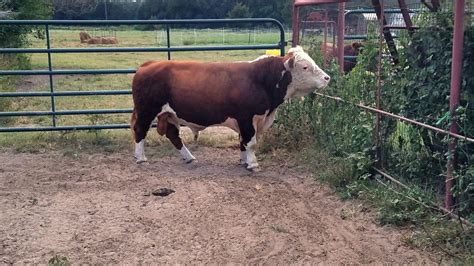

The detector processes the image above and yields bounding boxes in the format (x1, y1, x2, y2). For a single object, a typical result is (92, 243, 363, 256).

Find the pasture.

(0, 27, 456, 264)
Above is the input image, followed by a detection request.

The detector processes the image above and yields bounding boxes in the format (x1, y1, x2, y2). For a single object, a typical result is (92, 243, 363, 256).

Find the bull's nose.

(324, 76, 330, 81)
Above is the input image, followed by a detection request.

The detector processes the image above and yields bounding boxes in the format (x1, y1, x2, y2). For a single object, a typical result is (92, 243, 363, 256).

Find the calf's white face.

(284, 46, 330, 99)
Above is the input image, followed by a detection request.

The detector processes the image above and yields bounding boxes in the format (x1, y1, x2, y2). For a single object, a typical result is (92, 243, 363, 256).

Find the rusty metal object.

(337, 2, 346, 73)
(314, 93, 474, 143)
(397, 0, 415, 35)
(445, 0, 466, 211)
(372, 0, 399, 65)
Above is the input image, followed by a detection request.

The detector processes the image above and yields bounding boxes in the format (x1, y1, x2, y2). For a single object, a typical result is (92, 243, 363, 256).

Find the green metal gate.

(0, 19, 286, 132)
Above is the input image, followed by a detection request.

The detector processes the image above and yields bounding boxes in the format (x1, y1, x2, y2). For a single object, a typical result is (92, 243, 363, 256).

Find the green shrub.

(267, 9, 473, 261)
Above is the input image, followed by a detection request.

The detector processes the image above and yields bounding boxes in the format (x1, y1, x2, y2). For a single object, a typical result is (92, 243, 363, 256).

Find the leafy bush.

(268, 9, 473, 260)
(384, 9, 474, 219)
(273, 8, 473, 221)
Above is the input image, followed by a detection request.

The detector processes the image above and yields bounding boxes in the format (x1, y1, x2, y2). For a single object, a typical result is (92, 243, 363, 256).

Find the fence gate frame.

(0, 18, 286, 132)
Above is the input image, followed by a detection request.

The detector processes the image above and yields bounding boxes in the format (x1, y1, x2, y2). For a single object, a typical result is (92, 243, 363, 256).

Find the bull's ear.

(284, 55, 295, 70)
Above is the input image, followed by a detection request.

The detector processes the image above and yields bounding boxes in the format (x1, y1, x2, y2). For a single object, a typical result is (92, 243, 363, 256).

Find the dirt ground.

(0, 130, 438, 264)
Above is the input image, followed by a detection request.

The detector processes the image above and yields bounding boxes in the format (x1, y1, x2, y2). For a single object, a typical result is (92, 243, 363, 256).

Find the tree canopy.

(52, 0, 293, 25)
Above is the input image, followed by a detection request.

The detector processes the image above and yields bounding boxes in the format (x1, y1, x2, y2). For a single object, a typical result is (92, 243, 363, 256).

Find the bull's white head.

(283, 46, 330, 99)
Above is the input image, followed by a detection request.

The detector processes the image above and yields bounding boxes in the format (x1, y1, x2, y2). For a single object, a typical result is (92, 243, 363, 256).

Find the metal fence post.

(446, 0, 466, 211)
(45, 24, 56, 127)
(166, 25, 171, 60)
(292, 5, 300, 47)
(337, 2, 346, 73)
(279, 25, 285, 56)
(375, 0, 384, 168)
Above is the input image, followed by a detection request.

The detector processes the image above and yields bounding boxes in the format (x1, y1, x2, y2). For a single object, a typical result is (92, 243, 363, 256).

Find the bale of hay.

(85, 36, 118, 45)
(86, 37, 102, 44)
(79, 32, 92, 43)
(102, 37, 118, 44)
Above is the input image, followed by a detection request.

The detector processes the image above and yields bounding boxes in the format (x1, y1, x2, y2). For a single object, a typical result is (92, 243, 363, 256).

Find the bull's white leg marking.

(245, 135, 259, 170)
(239, 135, 246, 165)
(240, 151, 247, 165)
(179, 145, 196, 163)
(135, 140, 147, 163)
(241, 111, 273, 170)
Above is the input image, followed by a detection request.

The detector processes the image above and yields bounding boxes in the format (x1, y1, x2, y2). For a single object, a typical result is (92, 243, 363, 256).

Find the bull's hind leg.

(165, 123, 196, 163)
(238, 120, 259, 171)
(239, 137, 247, 165)
(131, 109, 156, 163)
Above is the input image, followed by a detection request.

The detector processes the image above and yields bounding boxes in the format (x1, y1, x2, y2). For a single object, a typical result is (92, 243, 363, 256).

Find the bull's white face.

(284, 46, 330, 99)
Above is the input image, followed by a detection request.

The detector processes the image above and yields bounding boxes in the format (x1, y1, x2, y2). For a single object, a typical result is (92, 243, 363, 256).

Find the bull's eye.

(303, 66, 308, 70)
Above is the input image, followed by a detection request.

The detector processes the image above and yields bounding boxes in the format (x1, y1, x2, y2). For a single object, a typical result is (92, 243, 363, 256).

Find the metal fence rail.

(0, 18, 286, 132)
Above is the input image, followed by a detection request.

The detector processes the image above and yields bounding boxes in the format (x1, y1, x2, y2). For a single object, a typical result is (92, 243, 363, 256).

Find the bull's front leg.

(238, 120, 260, 171)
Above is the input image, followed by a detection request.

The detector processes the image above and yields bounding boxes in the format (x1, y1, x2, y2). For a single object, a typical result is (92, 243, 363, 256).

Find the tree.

(3, 0, 52, 20)
(53, 0, 100, 20)
(0, 0, 53, 118)
(0, 0, 53, 49)
(227, 2, 250, 18)
(136, 0, 166, 20)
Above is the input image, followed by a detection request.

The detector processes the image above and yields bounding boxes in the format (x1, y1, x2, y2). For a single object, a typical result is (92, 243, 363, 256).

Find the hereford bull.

(131, 46, 330, 171)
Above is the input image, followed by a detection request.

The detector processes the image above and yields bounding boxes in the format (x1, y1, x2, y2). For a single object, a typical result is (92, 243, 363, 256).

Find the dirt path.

(0, 143, 437, 264)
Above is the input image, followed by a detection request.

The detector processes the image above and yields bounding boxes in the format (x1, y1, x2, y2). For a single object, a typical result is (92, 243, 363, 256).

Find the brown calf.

(321, 42, 363, 72)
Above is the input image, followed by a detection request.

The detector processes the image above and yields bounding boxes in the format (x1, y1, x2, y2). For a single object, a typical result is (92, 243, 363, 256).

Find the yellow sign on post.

(265, 49, 280, 56)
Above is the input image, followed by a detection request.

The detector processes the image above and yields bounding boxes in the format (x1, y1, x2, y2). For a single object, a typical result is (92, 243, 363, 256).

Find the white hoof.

(180, 146, 196, 164)
(246, 163, 260, 172)
(184, 157, 196, 164)
(247, 166, 261, 172)
(136, 157, 148, 164)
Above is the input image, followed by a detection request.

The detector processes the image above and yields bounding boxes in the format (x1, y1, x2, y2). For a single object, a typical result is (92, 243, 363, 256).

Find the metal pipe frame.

(337, 2, 346, 73)
(445, 0, 466, 211)
(375, 0, 384, 168)
(314, 93, 474, 143)
(293, 6, 418, 68)
(343, 8, 419, 41)
(0, 18, 286, 133)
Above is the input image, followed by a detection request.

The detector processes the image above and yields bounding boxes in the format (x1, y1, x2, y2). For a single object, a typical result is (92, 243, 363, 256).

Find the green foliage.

(0, 0, 52, 48)
(278, 9, 473, 223)
(0, 0, 52, 64)
(384, 9, 474, 219)
(59, 0, 291, 24)
(0, 0, 52, 120)
(227, 2, 250, 19)
(267, 7, 473, 261)
(48, 255, 70, 266)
